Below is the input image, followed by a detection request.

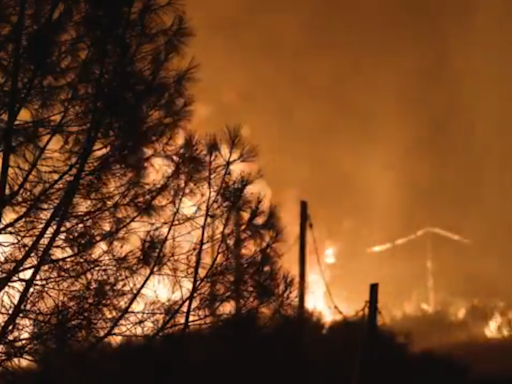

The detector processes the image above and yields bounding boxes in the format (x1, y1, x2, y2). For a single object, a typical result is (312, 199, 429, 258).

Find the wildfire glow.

(484, 312, 512, 339)
(324, 247, 336, 264)
(306, 271, 334, 323)
(180, 198, 199, 215)
(368, 244, 392, 253)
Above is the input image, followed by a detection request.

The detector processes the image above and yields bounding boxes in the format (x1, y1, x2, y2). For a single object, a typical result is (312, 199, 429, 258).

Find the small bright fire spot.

(324, 247, 336, 264)
(485, 312, 512, 339)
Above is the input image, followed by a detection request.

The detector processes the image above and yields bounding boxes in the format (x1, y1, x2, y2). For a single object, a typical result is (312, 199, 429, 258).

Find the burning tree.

(0, 0, 293, 367)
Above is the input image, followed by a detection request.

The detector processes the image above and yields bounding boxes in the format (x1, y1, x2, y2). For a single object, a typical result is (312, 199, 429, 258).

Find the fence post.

(367, 283, 379, 338)
(298, 200, 308, 320)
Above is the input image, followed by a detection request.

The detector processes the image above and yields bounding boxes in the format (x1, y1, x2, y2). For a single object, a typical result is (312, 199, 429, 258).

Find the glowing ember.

(484, 312, 512, 339)
(456, 307, 466, 320)
(324, 247, 336, 264)
(368, 244, 393, 253)
(420, 302, 435, 314)
(180, 198, 199, 215)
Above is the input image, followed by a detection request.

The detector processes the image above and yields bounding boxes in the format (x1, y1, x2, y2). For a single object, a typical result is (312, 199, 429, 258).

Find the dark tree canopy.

(0, 0, 293, 367)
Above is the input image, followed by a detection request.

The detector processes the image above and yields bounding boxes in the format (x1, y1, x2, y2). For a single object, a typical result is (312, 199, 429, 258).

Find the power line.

(307, 214, 345, 318)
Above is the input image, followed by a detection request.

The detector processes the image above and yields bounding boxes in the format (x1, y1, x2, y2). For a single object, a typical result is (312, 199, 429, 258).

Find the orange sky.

(185, 0, 512, 304)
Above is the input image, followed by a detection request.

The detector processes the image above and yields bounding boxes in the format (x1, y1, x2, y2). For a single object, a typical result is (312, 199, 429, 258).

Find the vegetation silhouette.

(0, 0, 293, 366)
(390, 308, 512, 382)
(391, 310, 479, 349)
(0, 312, 470, 384)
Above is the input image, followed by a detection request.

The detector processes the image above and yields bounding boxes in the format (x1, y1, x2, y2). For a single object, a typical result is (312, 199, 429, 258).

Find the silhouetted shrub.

(391, 310, 486, 349)
(1, 313, 469, 384)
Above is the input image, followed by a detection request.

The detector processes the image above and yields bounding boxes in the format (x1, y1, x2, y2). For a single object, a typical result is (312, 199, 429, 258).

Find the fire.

(179, 197, 199, 216)
(305, 246, 342, 323)
(306, 270, 334, 323)
(324, 247, 336, 264)
(484, 312, 512, 339)
(368, 244, 393, 253)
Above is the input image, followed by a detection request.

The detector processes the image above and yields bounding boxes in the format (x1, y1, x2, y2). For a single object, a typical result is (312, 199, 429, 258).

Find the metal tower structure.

(367, 227, 470, 312)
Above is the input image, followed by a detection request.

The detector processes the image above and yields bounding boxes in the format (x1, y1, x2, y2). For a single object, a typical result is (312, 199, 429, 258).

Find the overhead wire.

(306, 212, 393, 384)
(307, 213, 345, 318)
(306, 213, 382, 384)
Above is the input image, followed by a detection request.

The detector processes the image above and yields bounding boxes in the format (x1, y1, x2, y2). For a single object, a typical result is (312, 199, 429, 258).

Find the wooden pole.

(298, 200, 308, 319)
(367, 283, 379, 338)
(356, 283, 379, 384)
(234, 206, 242, 318)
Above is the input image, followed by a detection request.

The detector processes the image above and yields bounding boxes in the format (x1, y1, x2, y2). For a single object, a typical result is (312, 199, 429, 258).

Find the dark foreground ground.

(2, 315, 512, 384)
(435, 340, 512, 383)
(0, 315, 469, 384)
(389, 311, 512, 383)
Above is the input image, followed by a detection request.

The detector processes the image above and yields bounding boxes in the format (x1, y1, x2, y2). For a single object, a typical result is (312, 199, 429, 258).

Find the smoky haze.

(186, 0, 512, 307)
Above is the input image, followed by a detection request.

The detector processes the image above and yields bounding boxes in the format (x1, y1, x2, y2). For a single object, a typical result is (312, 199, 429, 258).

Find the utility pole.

(298, 200, 308, 319)
(367, 227, 470, 313)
